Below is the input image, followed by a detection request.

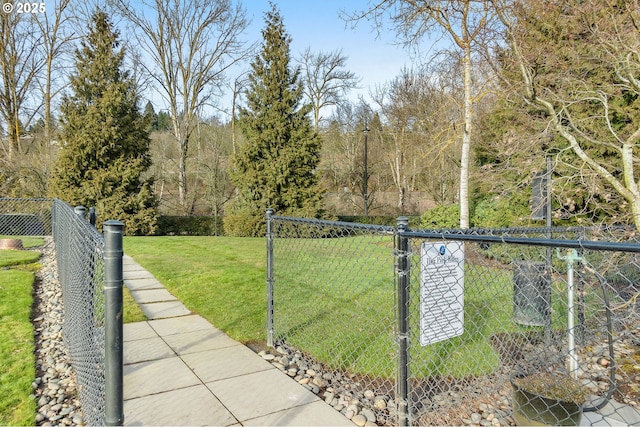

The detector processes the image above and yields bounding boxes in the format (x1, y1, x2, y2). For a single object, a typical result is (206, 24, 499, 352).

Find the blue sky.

(225, 0, 416, 110)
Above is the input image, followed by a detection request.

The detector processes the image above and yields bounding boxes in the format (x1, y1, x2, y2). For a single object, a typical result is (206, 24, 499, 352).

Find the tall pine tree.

(49, 11, 157, 235)
(226, 4, 324, 236)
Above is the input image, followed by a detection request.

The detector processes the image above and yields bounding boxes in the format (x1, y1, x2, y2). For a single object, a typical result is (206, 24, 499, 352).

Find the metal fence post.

(103, 220, 124, 426)
(266, 209, 275, 347)
(396, 216, 410, 427)
(88, 207, 97, 227)
(74, 205, 86, 221)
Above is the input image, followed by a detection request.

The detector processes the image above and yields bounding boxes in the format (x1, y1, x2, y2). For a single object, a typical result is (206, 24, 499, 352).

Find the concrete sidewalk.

(122, 255, 355, 426)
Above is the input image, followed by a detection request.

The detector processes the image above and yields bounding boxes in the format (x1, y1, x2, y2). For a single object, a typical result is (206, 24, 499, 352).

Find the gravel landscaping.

(253, 321, 640, 426)
(31, 240, 85, 426)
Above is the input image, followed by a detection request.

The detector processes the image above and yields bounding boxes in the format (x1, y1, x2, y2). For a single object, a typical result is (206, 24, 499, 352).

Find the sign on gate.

(419, 242, 465, 346)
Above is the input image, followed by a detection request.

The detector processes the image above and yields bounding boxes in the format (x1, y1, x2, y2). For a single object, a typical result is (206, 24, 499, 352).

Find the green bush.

(156, 216, 223, 236)
(224, 200, 330, 237)
(223, 206, 266, 237)
(419, 204, 460, 229)
(472, 196, 531, 228)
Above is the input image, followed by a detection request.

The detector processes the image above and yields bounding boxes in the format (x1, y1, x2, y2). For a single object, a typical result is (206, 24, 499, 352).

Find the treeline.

(1, 0, 639, 235)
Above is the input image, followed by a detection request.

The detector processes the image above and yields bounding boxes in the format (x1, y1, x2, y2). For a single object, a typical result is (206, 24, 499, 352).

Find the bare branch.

(297, 47, 361, 130)
(111, 0, 251, 210)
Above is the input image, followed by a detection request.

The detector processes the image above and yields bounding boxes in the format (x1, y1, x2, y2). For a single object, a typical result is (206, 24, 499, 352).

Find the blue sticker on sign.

(439, 245, 446, 255)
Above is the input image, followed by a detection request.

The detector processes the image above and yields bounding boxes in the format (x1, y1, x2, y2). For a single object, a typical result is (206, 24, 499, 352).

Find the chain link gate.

(268, 211, 640, 426)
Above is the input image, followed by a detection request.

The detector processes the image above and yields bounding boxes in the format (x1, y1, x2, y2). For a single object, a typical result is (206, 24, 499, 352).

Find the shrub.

(156, 216, 223, 236)
(223, 205, 266, 237)
(472, 196, 530, 228)
(419, 204, 460, 229)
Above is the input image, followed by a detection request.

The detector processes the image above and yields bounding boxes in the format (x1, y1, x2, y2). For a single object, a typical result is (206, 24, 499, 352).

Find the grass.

(0, 250, 39, 426)
(124, 236, 598, 380)
(0, 250, 41, 268)
(124, 236, 266, 341)
(123, 286, 146, 323)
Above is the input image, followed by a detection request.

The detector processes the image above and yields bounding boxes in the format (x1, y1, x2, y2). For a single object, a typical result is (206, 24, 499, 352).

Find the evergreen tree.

(49, 10, 157, 235)
(156, 110, 172, 132)
(225, 4, 324, 236)
(143, 101, 158, 131)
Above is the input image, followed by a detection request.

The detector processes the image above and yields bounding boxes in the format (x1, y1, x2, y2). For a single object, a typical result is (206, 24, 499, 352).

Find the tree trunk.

(631, 196, 640, 230)
(459, 44, 472, 229)
(44, 56, 52, 142)
(8, 114, 20, 156)
(178, 139, 188, 210)
(389, 134, 406, 213)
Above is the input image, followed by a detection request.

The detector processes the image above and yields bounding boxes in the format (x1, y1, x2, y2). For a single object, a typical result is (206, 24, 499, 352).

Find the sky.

(218, 0, 418, 116)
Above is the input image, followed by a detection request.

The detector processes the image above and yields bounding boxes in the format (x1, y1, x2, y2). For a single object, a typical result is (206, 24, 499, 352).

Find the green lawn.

(0, 250, 41, 268)
(0, 251, 39, 426)
(124, 286, 146, 323)
(124, 236, 266, 341)
(123, 236, 528, 379)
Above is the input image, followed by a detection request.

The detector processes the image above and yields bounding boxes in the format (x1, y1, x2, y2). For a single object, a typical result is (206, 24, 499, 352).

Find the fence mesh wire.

(52, 199, 106, 426)
(270, 215, 640, 426)
(270, 216, 400, 424)
(0, 198, 107, 426)
(0, 198, 52, 236)
(405, 227, 640, 427)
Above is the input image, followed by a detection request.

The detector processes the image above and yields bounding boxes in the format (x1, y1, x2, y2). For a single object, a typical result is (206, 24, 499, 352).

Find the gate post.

(74, 205, 86, 221)
(266, 209, 275, 347)
(88, 207, 97, 227)
(104, 220, 124, 426)
(396, 216, 410, 426)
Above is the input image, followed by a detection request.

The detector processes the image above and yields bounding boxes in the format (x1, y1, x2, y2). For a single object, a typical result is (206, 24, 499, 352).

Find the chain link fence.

(51, 199, 107, 425)
(0, 198, 52, 236)
(268, 213, 640, 426)
(267, 212, 399, 423)
(0, 198, 123, 426)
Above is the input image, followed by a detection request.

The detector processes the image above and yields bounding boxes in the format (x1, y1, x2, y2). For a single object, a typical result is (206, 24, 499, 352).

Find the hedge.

(156, 216, 224, 236)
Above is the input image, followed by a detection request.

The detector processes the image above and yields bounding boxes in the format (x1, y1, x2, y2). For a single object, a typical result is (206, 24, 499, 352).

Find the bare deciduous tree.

(0, 12, 43, 157)
(113, 0, 250, 212)
(35, 0, 75, 142)
(374, 67, 460, 212)
(346, 0, 498, 227)
(297, 47, 360, 130)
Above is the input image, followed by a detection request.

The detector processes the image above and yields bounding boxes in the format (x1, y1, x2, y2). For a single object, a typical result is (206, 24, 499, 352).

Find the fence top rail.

(0, 197, 54, 202)
(269, 213, 639, 251)
(270, 215, 396, 235)
(52, 199, 104, 241)
(421, 224, 634, 235)
(401, 230, 640, 253)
